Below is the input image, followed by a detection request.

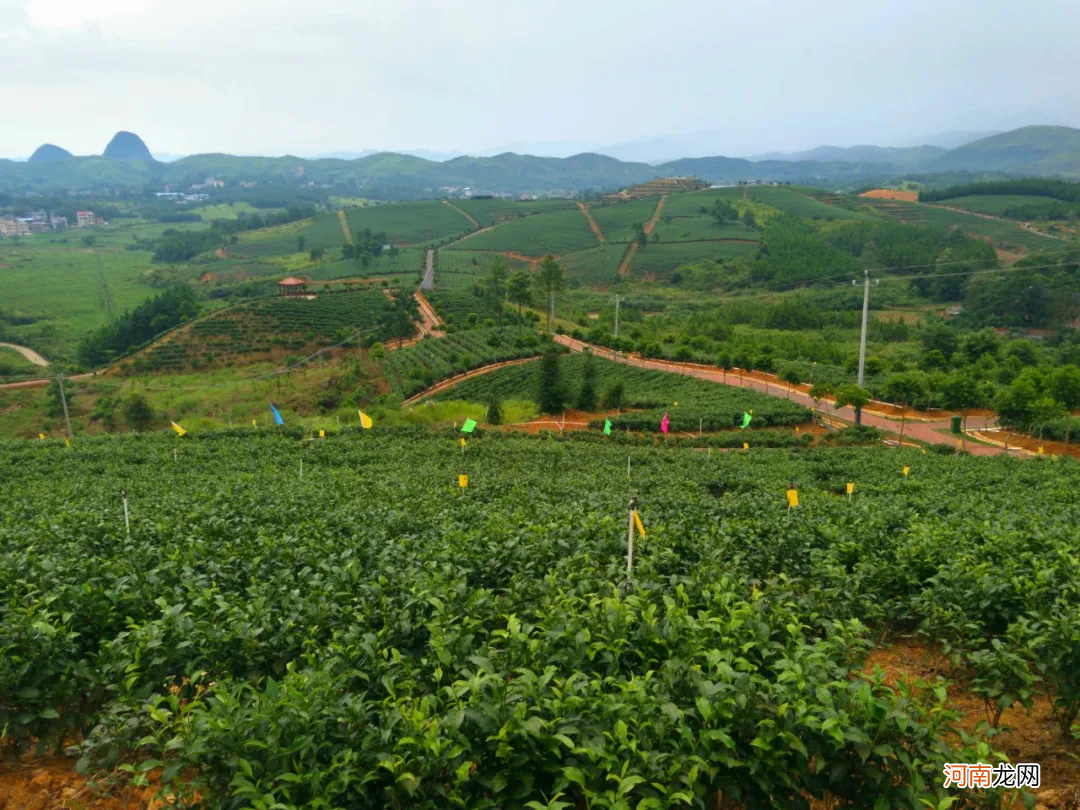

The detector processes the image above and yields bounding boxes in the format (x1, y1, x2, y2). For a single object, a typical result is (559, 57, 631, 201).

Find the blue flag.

(270, 403, 284, 425)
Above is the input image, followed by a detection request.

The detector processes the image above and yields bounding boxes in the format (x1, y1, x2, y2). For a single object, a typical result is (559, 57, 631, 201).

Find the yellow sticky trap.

(786, 489, 799, 508)
(458, 474, 468, 488)
(633, 510, 646, 538)
(1038, 446, 1045, 455)
(38, 433, 45, 440)
(846, 482, 854, 495)
(795, 426, 800, 433)
(252, 419, 257, 427)
(460, 438, 466, 448)
(674, 401, 678, 406)
(902, 466, 910, 477)
(742, 442, 749, 450)
(65, 439, 70, 448)
(319, 429, 325, 438)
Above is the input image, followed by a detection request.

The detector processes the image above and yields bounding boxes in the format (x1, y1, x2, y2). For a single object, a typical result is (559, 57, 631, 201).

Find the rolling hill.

(926, 125, 1080, 174)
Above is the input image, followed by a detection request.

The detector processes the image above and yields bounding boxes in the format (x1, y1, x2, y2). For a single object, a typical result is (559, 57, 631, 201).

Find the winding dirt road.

(0, 343, 49, 367)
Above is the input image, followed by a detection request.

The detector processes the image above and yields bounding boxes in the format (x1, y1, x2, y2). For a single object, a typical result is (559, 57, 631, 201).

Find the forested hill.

(4, 125, 1080, 197)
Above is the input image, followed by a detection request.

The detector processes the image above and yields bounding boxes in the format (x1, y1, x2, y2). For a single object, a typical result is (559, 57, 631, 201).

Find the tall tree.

(536, 347, 564, 414)
(882, 372, 926, 446)
(835, 384, 871, 425)
(506, 271, 532, 328)
(535, 255, 565, 333)
(575, 351, 598, 411)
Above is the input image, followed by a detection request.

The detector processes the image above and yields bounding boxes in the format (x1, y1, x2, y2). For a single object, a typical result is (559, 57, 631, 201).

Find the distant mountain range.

(5, 125, 1080, 198)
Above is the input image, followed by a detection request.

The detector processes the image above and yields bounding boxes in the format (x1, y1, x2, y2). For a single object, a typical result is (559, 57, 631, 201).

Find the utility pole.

(613, 294, 625, 359)
(57, 375, 73, 443)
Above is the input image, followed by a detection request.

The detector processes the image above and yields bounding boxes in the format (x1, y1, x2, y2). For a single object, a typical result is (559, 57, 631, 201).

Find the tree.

(809, 382, 833, 411)
(123, 394, 155, 432)
(601, 378, 625, 410)
(742, 209, 757, 229)
(711, 200, 737, 226)
(45, 378, 74, 418)
(535, 255, 565, 332)
(1049, 365, 1080, 410)
(297, 236, 306, 253)
(486, 389, 503, 425)
(835, 384, 871, 425)
(536, 347, 564, 414)
(1030, 397, 1066, 440)
(575, 351, 598, 411)
(506, 271, 532, 328)
(882, 372, 926, 446)
(940, 371, 982, 431)
(995, 374, 1040, 431)
(486, 257, 509, 326)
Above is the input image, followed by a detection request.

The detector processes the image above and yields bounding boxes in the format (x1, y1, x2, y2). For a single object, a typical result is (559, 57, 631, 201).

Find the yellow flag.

(38, 433, 45, 440)
(458, 474, 468, 488)
(786, 489, 799, 508)
(742, 442, 749, 450)
(902, 466, 910, 477)
(633, 510, 646, 538)
(171, 422, 187, 437)
(846, 482, 854, 495)
(1038, 446, 1045, 455)
(795, 426, 800, 433)
(359, 410, 373, 429)
(319, 429, 325, 438)
(460, 438, 466, 448)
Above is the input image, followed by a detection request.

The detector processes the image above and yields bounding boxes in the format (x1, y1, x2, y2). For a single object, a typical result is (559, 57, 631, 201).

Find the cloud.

(2, 0, 1079, 158)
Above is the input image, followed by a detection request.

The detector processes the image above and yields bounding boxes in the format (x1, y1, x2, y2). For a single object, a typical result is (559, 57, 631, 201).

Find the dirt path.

(337, 211, 353, 245)
(402, 357, 535, 406)
(554, 335, 1008, 456)
(0, 342, 49, 367)
(442, 200, 481, 229)
(443, 225, 495, 249)
(413, 291, 444, 338)
(617, 195, 667, 277)
(924, 203, 1066, 242)
(576, 202, 607, 243)
(420, 249, 435, 290)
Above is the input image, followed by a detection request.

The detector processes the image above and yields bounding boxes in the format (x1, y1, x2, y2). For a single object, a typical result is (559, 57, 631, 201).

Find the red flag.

(661, 412, 670, 434)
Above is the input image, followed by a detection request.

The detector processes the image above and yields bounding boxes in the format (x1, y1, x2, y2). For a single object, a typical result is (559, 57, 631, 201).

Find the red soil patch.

(859, 189, 919, 202)
(864, 638, 1080, 805)
(0, 756, 181, 810)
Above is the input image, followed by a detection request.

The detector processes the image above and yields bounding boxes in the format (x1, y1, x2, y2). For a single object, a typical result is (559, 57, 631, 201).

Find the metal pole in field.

(855, 269, 871, 426)
(613, 294, 624, 359)
(57, 375, 73, 443)
(121, 488, 130, 537)
(300, 458, 303, 480)
(626, 495, 637, 573)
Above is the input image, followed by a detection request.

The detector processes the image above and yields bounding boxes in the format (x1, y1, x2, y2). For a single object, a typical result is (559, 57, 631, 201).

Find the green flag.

(603, 418, 612, 436)
(739, 411, 752, 429)
(461, 418, 477, 433)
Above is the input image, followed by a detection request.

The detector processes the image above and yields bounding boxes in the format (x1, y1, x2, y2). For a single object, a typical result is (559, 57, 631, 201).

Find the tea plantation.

(4, 430, 1078, 807)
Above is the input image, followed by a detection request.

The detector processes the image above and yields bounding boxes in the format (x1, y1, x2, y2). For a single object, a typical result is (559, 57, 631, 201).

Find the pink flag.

(661, 412, 670, 434)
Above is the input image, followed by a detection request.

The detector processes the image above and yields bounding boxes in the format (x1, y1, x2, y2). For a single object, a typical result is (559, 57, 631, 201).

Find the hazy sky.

(2, 0, 1078, 159)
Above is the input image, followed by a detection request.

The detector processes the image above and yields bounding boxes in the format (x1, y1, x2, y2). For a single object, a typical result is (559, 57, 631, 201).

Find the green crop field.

(935, 195, 1063, 217)
(560, 244, 628, 285)
(381, 328, 545, 397)
(876, 201, 1062, 255)
(452, 198, 578, 227)
(5, 430, 1073, 807)
(0, 233, 165, 360)
(426, 287, 505, 326)
(588, 198, 662, 243)
(448, 208, 600, 256)
(132, 290, 413, 374)
(652, 217, 760, 243)
(660, 187, 745, 217)
(746, 187, 871, 220)
(187, 201, 262, 220)
(344, 201, 474, 246)
(630, 240, 758, 276)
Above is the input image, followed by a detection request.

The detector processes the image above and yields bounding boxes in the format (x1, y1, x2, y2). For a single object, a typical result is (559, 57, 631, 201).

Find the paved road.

(421, 249, 435, 290)
(0, 342, 49, 367)
(554, 335, 1005, 456)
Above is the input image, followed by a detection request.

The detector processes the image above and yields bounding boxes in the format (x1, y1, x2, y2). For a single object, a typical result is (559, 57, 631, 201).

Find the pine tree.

(536, 348, 564, 414)
(486, 389, 503, 425)
(575, 352, 598, 411)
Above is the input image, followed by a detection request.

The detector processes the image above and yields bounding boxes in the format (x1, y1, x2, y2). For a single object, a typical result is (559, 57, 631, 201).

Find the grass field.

(652, 217, 760, 243)
(560, 244, 629, 285)
(630, 240, 758, 276)
(0, 345, 43, 377)
(588, 197, 662, 243)
(876, 201, 1063, 254)
(660, 187, 745, 217)
(187, 201, 262, 220)
(452, 198, 578, 227)
(448, 208, 600, 255)
(935, 195, 1064, 218)
(344, 201, 474, 246)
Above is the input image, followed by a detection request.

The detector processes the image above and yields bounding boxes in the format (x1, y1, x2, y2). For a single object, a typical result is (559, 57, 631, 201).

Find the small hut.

(279, 277, 308, 297)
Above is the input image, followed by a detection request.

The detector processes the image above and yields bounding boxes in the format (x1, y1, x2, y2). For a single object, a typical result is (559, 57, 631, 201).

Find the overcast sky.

(2, 0, 1078, 160)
